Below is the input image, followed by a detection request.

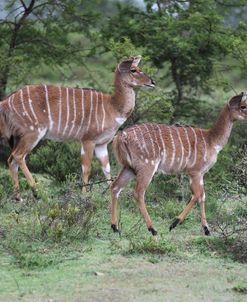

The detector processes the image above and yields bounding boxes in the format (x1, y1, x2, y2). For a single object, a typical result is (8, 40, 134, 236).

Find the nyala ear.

(229, 93, 244, 108)
(131, 55, 142, 68)
(241, 91, 247, 101)
(118, 55, 142, 72)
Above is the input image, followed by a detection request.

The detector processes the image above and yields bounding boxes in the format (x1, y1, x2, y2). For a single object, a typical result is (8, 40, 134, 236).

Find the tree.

(0, 0, 99, 100)
(102, 0, 246, 119)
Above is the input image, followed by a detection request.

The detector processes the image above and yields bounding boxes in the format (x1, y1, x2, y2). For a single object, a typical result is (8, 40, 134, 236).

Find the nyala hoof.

(148, 227, 158, 236)
(32, 188, 38, 199)
(203, 226, 211, 236)
(169, 218, 181, 231)
(111, 224, 119, 233)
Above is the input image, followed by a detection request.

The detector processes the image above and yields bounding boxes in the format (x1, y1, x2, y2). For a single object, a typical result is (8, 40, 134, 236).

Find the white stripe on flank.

(190, 127, 197, 167)
(7, 95, 13, 111)
(143, 124, 155, 157)
(101, 92, 105, 132)
(95, 91, 99, 132)
(68, 89, 76, 137)
(175, 127, 184, 170)
(151, 124, 161, 155)
(43, 84, 54, 130)
(10, 94, 23, 120)
(30, 128, 47, 149)
(157, 124, 166, 161)
(26, 86, 39, 125)
(200, 129, 207, 162)
(168, 127, 175, 169)
(136, 125, 149, 156)
(132, 128, 143, 152)
(86, 90, 93, 132)
(20, 89, 33, 123)
(75, 89, 85, 138)
(57, 86, 62, 134)
(183, 127, 191, 167)
(63, 87, 70, 135)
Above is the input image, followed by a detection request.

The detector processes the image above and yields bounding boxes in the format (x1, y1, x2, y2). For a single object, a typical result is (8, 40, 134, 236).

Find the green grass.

(0, 167, 247, 301)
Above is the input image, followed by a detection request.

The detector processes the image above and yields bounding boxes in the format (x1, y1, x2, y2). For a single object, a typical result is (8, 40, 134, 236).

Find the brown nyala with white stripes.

(111, 92, 247, 236)
(0, 56, 155, 200)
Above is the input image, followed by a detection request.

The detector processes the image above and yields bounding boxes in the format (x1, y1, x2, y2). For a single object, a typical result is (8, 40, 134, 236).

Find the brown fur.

(0, 56, 155, 200)
(111, 93, 247, 236)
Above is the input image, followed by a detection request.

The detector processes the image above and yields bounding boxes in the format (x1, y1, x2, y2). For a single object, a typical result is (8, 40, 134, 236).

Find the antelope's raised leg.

(111, 167, 135, 232)
(81, 141, 95, 192)
(169, 174, 204, 232)
(133, 166, 158, 236)
(199, 192, 210, 235)
(95, 144, 112, 185)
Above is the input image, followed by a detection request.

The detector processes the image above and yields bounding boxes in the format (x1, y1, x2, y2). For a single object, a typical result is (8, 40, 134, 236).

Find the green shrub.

(126, 236, 177, 256)
(0, 176, 96, 268)
(29, 141, 81, 181)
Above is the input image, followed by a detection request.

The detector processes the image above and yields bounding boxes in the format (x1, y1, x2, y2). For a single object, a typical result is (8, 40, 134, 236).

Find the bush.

(29, 141, 81, 181)
(0, 176, 96, 268)
(126, 236, 177, 256)
(206, 197, 247, 262)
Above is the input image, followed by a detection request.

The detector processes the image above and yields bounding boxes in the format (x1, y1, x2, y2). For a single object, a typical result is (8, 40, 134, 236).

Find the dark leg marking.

(32, 187, 38, 199)
(203, 226, 210, 236)
(111, 224, 119, 233)
(148, 227, 158, 236)
(169, 218, 181, 231)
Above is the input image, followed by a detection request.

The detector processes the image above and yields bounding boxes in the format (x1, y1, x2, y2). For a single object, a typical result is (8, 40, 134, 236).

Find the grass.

(0, 167, 247, 301)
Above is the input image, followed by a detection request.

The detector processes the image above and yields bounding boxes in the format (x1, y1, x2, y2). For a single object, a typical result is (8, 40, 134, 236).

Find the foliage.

(125, 235, 177, 256)
(0, 0, 100, 99)
(0, 175, 96, 268)
(28, 141, 81, 181)
(102, 0, 247, 120)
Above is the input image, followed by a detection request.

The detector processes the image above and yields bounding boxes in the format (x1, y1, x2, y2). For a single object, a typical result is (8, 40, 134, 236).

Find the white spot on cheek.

(115, 117, 127, 126)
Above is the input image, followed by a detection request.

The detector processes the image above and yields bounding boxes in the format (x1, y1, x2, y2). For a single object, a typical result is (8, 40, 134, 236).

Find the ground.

(1, 238, 247, 302)
(0, 172, 246, 302)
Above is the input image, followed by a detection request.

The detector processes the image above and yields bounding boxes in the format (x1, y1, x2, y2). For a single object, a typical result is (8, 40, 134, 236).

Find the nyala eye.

(240, 105, 246, 109)
(130, 69, 137, 73)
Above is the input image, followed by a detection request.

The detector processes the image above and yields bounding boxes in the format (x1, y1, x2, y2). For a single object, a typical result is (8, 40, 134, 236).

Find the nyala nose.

(151, 78, 156, 86)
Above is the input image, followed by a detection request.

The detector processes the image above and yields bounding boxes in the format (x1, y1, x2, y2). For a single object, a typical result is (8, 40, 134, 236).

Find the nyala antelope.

(0, 56, 155, 200)
(111, 92, 247, 236)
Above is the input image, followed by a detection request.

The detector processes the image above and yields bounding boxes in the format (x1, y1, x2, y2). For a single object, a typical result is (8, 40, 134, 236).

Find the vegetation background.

(0, 0, 247, 301)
